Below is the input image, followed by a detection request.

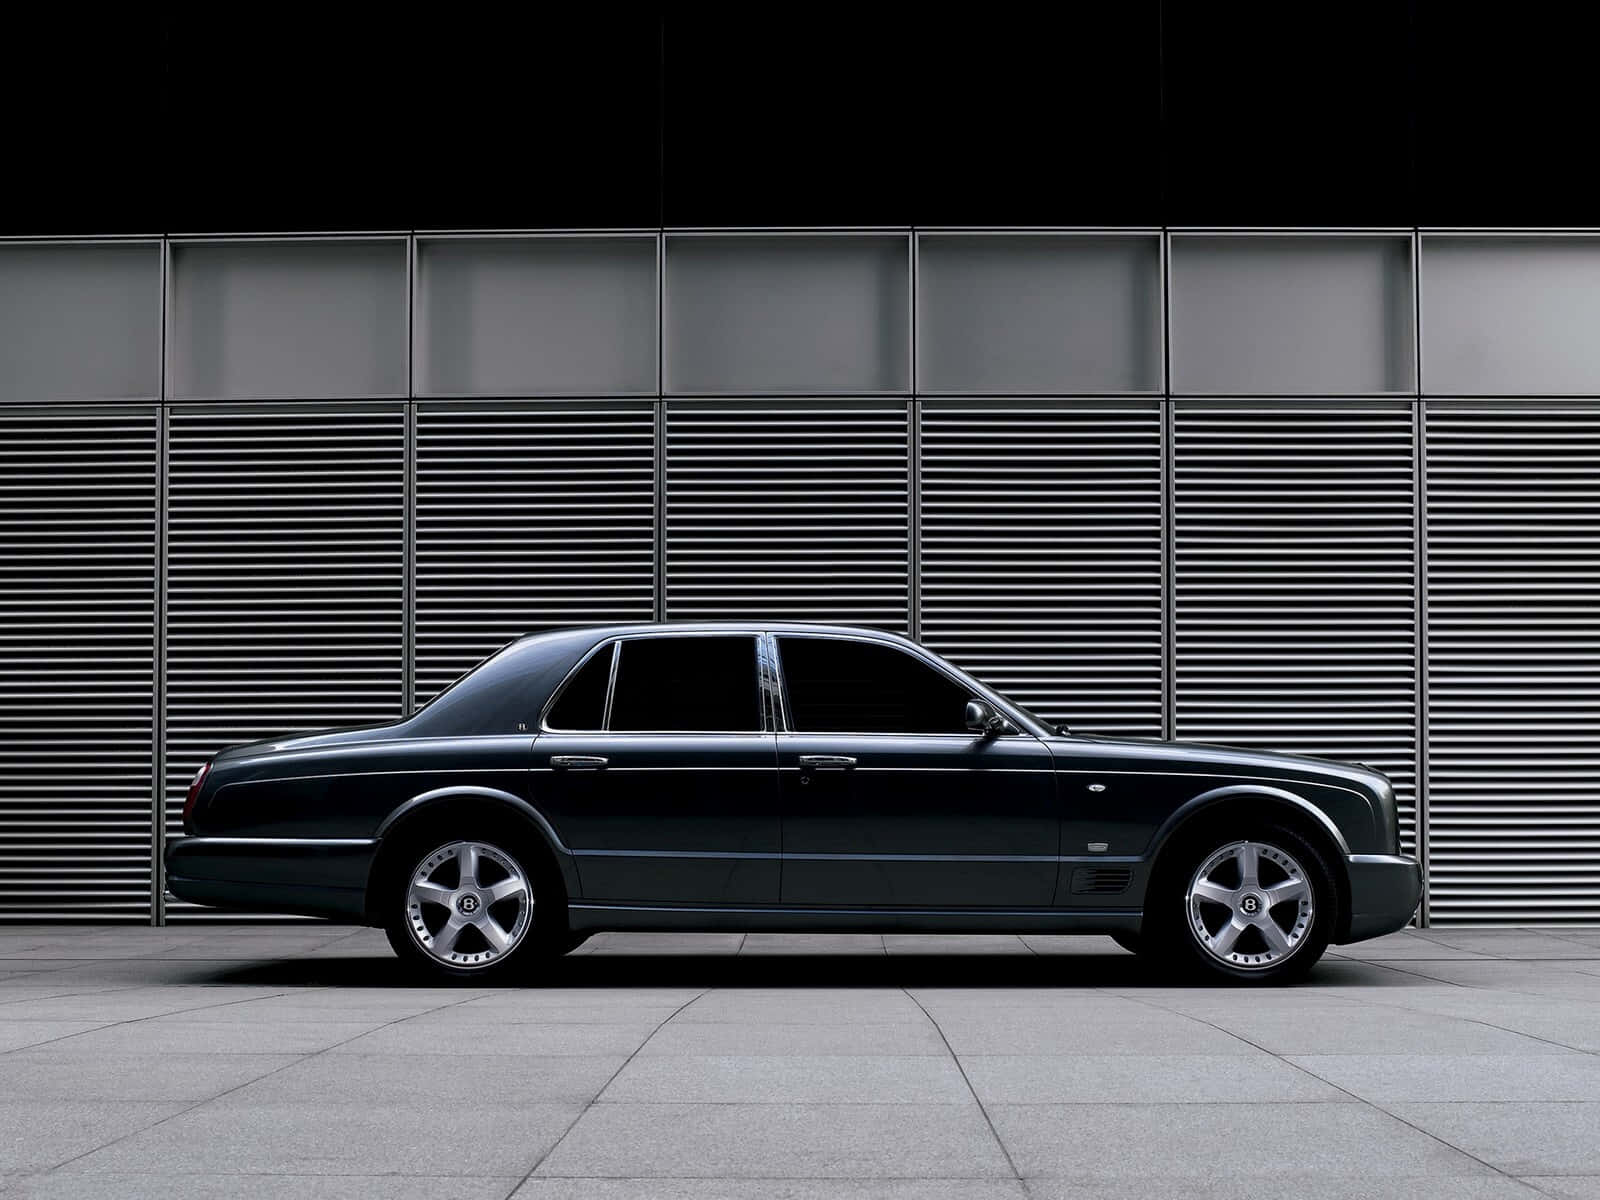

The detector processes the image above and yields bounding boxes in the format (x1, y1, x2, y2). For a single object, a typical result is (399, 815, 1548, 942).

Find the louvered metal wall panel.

(1173, 402, 1420, 853)
(414, 401, 657, 704)
(163, 405, 407, 915)
(919, 400, 1165, 737)
(1425, 403, 1600, 923)
(664, 401, 912, 632)
(0, 407, 157, 919)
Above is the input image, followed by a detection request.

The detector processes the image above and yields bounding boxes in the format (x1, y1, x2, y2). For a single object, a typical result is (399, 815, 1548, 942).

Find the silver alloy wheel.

(1185, 840, 1314, 970)
(405, 840, 533, 969)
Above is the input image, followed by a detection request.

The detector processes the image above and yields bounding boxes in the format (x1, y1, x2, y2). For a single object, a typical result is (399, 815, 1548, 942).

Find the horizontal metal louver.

(0, 406, 157, 920)
(163, 405, 406, 916)
(1173, 402, 1419, 854)
(1425, 402, 1600, 924)
(665, 401, 911, 633)
(414, 401, 656, 704)
(918, 400, 1164, 737)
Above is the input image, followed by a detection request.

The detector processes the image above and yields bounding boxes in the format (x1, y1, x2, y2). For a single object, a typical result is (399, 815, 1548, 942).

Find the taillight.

(182, 761, 212, 829)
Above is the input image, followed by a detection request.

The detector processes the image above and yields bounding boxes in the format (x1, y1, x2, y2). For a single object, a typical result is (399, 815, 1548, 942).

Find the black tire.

(1146, 820, 1336, 985)
(1110, 931, 1144, 955)
(379, 810, 569, 983)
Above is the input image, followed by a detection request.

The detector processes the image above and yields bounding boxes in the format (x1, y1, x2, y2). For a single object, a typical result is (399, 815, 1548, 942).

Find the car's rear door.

(774, 634, 1058, 908)
(533, 633, 779, 906)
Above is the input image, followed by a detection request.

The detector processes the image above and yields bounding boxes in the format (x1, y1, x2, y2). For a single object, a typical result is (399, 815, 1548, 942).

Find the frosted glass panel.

(417, 237, 656, 395)
(665, 235, 909, 393)
(170, 240, 406, 399)
(1172, 236, 1413, 394)
(0, 243, 159, 401)
(918, 235, 1161, 392)
(1423, 237, 1600, 394)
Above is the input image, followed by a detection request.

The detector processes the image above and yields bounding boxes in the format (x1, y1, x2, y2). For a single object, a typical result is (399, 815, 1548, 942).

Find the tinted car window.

(609, 636, 760, 732)
(544, 643, 613, 730)
(778, 637, 975, 733)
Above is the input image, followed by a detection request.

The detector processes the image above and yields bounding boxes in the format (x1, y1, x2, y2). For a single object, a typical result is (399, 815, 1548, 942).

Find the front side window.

(608, 636, 761, 732)
(777, 636, 976, 733)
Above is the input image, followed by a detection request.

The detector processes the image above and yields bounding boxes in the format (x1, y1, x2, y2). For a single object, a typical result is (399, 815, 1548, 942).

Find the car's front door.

(534, 633, 779, 906)
(774, 635, 1058, 908)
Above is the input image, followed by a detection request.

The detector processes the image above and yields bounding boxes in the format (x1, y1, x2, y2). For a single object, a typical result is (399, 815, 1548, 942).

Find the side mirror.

(964, 699, 1014, 737)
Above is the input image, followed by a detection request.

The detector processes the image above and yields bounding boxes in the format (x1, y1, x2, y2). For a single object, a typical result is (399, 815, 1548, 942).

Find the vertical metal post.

(1160, 229, 1176, 743)
(908, 230, 920, 641)
(1412, 228, 1430, 926)
(152, 237, 170, 926)
(403, 234, 417, 717)
(654, 231, 667, 623)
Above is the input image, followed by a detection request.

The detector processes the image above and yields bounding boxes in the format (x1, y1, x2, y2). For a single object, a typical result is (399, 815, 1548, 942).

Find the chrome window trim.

(768, 630, 1045, 738)
(539, 630, 766, 735)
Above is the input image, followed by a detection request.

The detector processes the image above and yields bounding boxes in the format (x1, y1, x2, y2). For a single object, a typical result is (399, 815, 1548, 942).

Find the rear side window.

(609, 636, 760, 732)
(778, 636, 973, 733)
(544, 644, 613, 730)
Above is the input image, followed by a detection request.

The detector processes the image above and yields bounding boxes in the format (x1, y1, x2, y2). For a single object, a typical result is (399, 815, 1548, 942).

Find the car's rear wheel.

(382, 822, 566, 982)
(1153, 824, 1334, 984)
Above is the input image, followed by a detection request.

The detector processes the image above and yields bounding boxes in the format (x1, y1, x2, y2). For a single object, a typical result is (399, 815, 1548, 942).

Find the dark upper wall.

(2, 2, 1591, 235)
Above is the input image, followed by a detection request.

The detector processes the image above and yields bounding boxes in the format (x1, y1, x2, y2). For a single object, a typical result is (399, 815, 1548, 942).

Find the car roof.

(511, 621, 918, 647)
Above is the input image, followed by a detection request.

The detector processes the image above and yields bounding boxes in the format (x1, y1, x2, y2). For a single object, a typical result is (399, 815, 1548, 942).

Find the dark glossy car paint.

(166, 623, 1422, 952)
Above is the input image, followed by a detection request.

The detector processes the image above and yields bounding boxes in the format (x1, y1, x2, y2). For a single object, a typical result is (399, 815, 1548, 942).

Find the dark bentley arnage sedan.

(167, 623, 1422, 984)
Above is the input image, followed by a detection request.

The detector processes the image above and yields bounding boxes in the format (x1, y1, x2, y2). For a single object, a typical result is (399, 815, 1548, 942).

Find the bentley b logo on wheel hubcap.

(456, 893, 480, 915)
(1240, 894, 1262, 916)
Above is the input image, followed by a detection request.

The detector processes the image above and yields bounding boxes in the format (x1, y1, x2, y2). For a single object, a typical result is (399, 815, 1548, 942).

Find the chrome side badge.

(1087, 841, 1109, 853)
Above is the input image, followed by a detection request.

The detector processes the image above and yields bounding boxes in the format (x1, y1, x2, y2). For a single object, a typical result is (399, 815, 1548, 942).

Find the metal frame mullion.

(152, 236, 171, 926)
(1160, 229, 1176, 743)
(1412, 227, 1430, 925)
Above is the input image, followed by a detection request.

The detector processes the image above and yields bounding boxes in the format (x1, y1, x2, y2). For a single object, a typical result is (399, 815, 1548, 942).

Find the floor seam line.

(505, 983, 712, 1197)
(902, 984, 1032, 1196)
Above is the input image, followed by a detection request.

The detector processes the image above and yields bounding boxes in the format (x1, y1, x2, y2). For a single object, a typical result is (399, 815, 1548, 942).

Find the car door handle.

(550, 755, 608, 770)
(798, 755, 856, 770)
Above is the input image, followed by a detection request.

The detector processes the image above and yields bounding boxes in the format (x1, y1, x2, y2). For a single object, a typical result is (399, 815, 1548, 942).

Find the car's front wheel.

(1155, 825, 1335, 984)
(382, 824, 565, 982)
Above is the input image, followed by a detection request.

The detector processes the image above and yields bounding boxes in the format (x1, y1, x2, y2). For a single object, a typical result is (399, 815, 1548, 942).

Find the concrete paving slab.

(0, 1020, 113, 1052)
(0, 1052, 298, 1102)
(9, 1177, 521, 1200)
(1389, 1102, 1600, 1175)
(42, 1019, 384, 1056)
(962, 1052, 1343, 1104)
(5, 923, 1600, 1198)
(534, 1101, 1012, 1179)
(1192, 1004, 1573, 1055)
(328, 1020, 660, 1057)
(228, 1052, 626, 1105)
(56, 1101, 580, 1177)
(0, 1101, 187, 1173)
(513, 1182, 1029, 1200)
(1291, 1052, 1600, 1102)
(600, 1053, 971, 1104)
(1025, 1178, 1547, 1199)
(989, 1100, 1494, 1178)
(1520, 1180, 1600, 1200)
(637, 1018, 947, 1056)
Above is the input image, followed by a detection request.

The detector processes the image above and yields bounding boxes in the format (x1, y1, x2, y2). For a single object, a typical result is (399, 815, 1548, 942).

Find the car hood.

(1047, 733, 1392, 796)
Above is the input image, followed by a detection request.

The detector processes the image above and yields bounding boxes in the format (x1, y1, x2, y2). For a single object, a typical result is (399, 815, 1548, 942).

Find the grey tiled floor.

(1, 927, 1598, 1198)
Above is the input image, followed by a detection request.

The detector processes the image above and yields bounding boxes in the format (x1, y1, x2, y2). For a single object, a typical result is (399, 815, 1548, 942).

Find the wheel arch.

(1144, 784, 1352, 937)
(365, 785, 581, 923)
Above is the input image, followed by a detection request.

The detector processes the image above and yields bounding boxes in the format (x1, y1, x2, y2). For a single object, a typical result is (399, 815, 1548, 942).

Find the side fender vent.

(1071, 866, 1133, 895)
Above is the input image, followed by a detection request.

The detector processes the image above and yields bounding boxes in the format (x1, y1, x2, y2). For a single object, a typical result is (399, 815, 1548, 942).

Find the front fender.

(1147, 783, 1355, 864)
